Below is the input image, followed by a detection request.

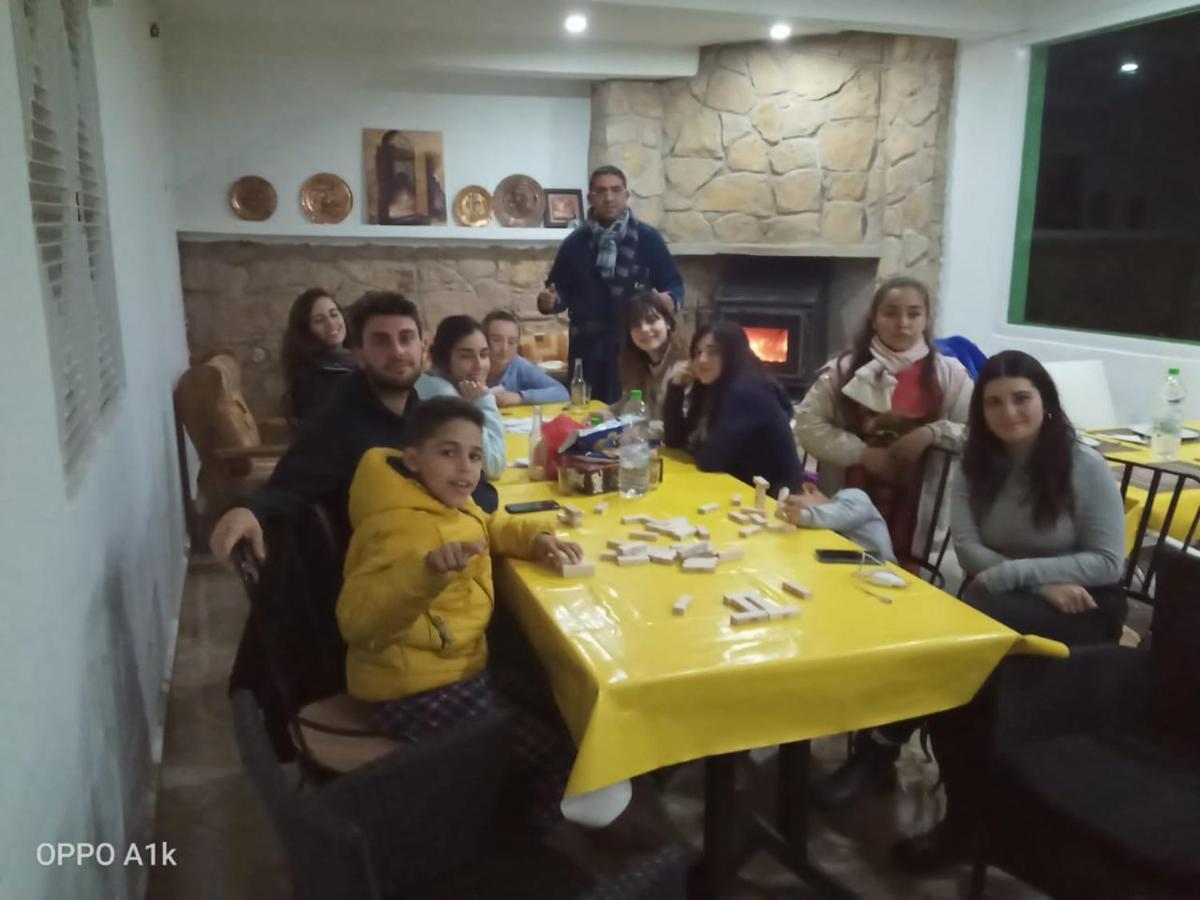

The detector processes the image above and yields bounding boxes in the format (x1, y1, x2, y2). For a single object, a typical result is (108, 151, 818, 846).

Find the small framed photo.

(544, 189, 584, 228)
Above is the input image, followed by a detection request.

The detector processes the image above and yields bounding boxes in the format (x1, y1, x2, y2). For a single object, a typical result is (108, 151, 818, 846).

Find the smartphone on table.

(814, 549, 867, 564)
(505, 500, 562, 515)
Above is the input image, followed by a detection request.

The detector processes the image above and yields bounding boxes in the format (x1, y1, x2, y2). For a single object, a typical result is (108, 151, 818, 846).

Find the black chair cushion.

(1149, 548, 1200, 745)
(1006, 729, 1200, 880)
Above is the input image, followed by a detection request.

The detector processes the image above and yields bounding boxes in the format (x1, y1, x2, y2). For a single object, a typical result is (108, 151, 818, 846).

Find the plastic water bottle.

(618, 390, 651, 498)
(1150, 368, 1187, 462)
(529, 405, 546, 481)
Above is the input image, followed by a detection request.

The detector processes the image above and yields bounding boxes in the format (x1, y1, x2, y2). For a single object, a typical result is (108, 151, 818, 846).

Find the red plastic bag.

(538, 413, 587, 480)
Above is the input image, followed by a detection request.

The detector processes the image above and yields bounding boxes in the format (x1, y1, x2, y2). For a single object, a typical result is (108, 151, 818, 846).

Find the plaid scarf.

(588, 207, 639, 289)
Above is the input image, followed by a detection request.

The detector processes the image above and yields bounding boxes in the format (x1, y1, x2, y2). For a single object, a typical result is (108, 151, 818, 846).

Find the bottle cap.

(1169, 367, 1181, 375)
(630, 389, 643, 399)
(590, 416, 602, 425)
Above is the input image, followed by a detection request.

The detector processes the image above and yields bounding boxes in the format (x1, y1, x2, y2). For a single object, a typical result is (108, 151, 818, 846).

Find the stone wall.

(180, 241, 561, 418)
(589, 33, 956, 290)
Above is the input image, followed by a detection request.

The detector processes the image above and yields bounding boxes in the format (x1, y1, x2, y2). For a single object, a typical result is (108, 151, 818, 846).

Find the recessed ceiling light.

(564, 13, 588, 34)
(1120, 61, 1139, 73)
(769, 23, 791, 41)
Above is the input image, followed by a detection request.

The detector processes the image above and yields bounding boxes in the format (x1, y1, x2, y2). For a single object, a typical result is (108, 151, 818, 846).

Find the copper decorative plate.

(452, 184, 494, 227)
(228, 176, 277, 222)
(299, 173, 353, 224)
(494, 174, 546, 227)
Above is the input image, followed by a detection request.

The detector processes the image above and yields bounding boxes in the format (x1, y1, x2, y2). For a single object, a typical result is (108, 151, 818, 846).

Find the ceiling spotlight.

(1120, 61, 1139, 73)
(564, 13, 588, 34)
(769, 22, 792, 41)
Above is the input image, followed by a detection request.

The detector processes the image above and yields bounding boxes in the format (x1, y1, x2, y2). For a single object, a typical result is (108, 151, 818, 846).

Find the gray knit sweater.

(950, 442, 1125, 594)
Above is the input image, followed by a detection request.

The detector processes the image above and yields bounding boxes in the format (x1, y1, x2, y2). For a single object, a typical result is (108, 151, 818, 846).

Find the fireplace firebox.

(713, 258, 829, 396)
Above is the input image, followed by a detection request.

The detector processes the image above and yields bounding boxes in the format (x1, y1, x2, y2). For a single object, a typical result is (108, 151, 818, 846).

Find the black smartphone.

(815, 549, 866, 564)
(505, 500, 562, 515)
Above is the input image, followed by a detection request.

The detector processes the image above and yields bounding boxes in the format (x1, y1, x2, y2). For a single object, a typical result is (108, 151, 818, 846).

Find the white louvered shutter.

(10, 0, 124, 480)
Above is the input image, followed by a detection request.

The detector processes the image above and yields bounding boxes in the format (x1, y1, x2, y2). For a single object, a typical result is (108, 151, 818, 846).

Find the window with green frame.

(1010, 7, 1200, 342)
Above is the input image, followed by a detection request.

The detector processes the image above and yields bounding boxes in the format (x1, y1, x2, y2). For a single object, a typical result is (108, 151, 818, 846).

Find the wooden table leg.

(688, 753, 739, 899)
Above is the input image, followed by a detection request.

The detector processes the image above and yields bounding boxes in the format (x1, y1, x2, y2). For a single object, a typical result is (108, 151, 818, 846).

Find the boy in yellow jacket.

(337, 396, 582, 828)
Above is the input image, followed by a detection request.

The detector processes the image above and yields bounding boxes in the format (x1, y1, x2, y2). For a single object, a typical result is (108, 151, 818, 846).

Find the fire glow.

(743, 327, 788, 364)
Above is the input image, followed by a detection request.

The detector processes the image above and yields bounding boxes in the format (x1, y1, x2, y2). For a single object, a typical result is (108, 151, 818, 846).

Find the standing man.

(537, 166, 684, 403)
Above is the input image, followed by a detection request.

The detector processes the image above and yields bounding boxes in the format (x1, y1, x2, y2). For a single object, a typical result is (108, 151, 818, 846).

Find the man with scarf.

(537, 166, 684, 403)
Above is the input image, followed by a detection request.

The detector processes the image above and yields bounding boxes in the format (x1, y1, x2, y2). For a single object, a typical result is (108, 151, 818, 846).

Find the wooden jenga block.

(698, 502, 720, 514)
(682, 556, 719, 573)
(672, 595, 693, 615)
(739, 524, 763, 538)
(782, 580, 813, 600)
(616, 554, 650, 566)
(557, 560, 595, 578)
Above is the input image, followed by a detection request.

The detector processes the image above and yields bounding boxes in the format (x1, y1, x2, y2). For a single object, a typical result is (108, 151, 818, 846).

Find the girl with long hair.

(611, 290, 689, 420)
(281, 287, 355, 422)
(662, 320, 803, 494)
(892, 350, 1127, 874)
(414, 315, 507, 479)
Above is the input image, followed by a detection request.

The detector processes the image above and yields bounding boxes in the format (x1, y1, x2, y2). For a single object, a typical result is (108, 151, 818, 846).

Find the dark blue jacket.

(245, 370, 497, 549)
(663, 375, 804, 496)
(547, 220, 683, 403)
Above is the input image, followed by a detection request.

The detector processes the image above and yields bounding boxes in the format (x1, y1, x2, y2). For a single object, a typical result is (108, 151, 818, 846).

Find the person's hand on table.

(426, 541, 486, 574)
(532, 533, 583, 569)
(890, 425, 936, 471)
(1037, 583, 1097, 615)
(779, 483, 829, 524)
(494, 389, 524, 408)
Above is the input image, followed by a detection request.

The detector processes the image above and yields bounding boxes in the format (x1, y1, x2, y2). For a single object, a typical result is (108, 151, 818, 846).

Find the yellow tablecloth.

(1085, 421, 1200, 545)
(493, 406, 1065, 795)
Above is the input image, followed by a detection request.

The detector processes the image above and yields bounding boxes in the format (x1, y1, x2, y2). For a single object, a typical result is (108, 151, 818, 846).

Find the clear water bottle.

(618, 389, 651, 498)
(570, 359, 588, 408)
(528, 405, 546, 481)
(1150, 368, 1187, 462)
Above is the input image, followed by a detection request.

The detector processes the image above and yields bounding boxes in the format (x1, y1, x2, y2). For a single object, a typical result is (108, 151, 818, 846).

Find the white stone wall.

(589, 33, 956, 290)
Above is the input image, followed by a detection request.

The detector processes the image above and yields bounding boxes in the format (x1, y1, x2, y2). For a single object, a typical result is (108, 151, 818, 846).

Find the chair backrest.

(231, 691, 384, 900)
(174, 351, 262, 473)
(1147, 546, 1200, 743)
(894, 446, 957, 588)
(1042, 359, 1119, 429)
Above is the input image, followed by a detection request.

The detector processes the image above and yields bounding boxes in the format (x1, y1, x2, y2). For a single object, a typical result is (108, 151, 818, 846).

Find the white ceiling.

(154, 0, 1107, 78)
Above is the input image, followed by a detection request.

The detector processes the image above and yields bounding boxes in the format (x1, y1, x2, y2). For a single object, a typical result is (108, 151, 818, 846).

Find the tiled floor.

(147, 560, 1048, 900)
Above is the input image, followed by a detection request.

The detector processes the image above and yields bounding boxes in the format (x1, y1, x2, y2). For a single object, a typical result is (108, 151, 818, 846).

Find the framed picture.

(543, 189, 583, 228)
(363, 129, 447, 225)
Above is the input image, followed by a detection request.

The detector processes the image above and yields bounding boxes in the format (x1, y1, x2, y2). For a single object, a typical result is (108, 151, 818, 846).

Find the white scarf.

(839, 336, 930, 413)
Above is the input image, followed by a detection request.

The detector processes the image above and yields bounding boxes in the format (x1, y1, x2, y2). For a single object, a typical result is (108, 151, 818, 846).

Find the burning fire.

(743, 327, 789, 364)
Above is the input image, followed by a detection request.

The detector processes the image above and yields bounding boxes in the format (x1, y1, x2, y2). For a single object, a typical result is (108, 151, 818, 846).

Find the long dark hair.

(429, 315, 485, 375)
(836, 276, 943, 430)
(282, 287, 344, 386)
(685, 321, 784, 435)
(962, 350, 1077, 527)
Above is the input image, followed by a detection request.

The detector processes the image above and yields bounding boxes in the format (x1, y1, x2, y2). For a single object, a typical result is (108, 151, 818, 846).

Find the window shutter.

(10, 0, 124, 480)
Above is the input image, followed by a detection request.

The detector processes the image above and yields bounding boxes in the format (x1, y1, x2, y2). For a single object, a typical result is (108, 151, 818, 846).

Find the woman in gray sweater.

(951, 349, 1126, 642)
(892, 349, 1128, 874)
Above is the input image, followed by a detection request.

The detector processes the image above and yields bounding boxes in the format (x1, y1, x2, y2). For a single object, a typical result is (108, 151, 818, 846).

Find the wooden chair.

(173, 351, 289, 548)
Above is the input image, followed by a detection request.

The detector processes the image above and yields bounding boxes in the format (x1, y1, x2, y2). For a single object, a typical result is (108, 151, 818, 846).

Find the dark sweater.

(547, 220, 684, 403)
(663, 375, 803, 496)
(289, 350, 356, 422)
(245, 370, 497, 547)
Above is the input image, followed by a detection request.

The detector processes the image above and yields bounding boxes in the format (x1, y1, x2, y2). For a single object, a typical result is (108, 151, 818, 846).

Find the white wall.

(165, 36, 593, 235)
(0, 0, 188, 897)
(940, 0, 1200, 422)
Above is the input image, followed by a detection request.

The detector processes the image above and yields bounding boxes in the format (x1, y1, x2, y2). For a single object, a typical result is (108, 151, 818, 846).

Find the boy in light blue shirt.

(483, 309, 569, 407)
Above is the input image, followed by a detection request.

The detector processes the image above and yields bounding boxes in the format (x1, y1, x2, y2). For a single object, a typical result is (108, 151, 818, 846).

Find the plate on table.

(1080, 436, 1101, 448)
(539, 360, 566, 372)
(1128, 425, 1200, 441)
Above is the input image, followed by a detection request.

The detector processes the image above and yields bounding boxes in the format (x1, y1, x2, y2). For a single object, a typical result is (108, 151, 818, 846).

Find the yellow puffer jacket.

(337, 448, 555, 701)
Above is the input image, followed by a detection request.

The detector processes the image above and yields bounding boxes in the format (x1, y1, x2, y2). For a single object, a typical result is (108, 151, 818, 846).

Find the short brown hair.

(346, 292, 421, 347)
(482, 309, 521, 335)
(403, 395, 484, 448)
(589, 165, 627, 190)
